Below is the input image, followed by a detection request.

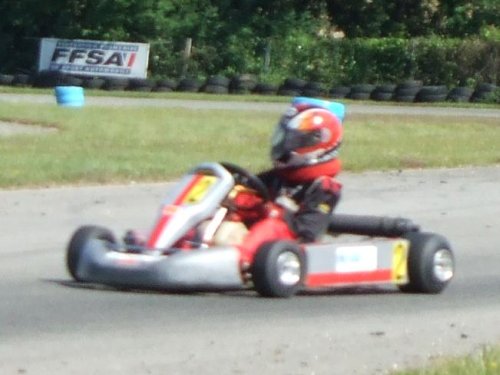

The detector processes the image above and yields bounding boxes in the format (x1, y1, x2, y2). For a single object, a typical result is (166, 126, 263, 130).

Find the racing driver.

(238, 97, 344, 267)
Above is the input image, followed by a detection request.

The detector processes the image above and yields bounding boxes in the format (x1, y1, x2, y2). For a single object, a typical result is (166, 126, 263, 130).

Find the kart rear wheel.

(66, 225, 116, 281)
(251, 241, 305, 298)
(399, 232, 454, 294)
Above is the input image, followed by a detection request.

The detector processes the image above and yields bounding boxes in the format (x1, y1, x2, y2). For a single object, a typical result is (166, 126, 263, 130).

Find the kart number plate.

(182, 175, 218, 204)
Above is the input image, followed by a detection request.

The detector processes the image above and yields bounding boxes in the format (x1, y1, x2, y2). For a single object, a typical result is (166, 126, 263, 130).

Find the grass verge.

(393, 345, 500, 375)
(0, 102, 499, 188)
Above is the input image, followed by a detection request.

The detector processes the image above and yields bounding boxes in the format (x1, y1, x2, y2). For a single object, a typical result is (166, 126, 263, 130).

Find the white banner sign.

(38, 38, 150, 78)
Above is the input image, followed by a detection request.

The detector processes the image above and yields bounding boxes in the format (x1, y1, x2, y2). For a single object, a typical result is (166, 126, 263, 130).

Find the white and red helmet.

(271, 98, 344, 181)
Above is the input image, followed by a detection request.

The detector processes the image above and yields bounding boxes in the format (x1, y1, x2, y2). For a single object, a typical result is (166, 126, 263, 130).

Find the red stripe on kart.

(306, 269, 392, 287)
(147, 214, 171, 249)
(146, 174, 203, 248)
(173, 174, 204, 205)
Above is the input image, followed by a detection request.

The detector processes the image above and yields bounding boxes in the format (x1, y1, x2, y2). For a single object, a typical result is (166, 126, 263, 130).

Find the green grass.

(393, 345, 500, 375)
(0, 102, 499, 188)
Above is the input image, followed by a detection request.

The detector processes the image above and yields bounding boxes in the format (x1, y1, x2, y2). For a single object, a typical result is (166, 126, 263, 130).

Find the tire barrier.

(176, 78, 202, 92)
(329, 86, 351, 99)
(0, 74, 14, 86)
(0, 71, 497, 104)
(12, 74, 31, 87)
(471, 83, 498, 103)
(128, 78, 155, 92)
(202, 75, 230, 94)
(415, 85, 448, 103)
(103, 78, 129, 91)
(229, 74, 258, 94)
(252, 82, 278, 95)
(348, 84, 375, 100)
(153, 79, 177, 92)
(370, 84, 396, 101)
(393, 80, 423, 102)
(82, 77, 106, 90)
(446, 87, 473, 102)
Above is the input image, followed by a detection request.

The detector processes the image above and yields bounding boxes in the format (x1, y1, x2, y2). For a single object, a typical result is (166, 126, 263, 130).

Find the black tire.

(128, 78, 155, 91)
(398, 232, 454, 294)
(12, 73, 31, 87)
(33, 70, 66, 88)
(394, 94, 417, 103)
(370, 91, 394, 101)
(283, 77, 307, 90)
(415, 93, 448, 103)
(251, 241, 306, 298)
(202, 84, 229, 94)
(229, 74, 257, 92)
(329, 86, 351, 98)
(415, 86, 448, 102)
(176, 78, 201, 92)
(447, 87, 473, 102)
(82, 77, 106, 89)
(394, 81, 422, 100)
(350, 84, 375, 94)
(152, 86, 173, 93)
(374, 84, 397, 93)
(205, 75, 230, 87)
(277, 87, 302, 97)
(103, 78, 129, 91)
(66, 225, 116, 281)
(301, 88, 321, 98)
(155, 78, 177, 90)
(348, 92, 371, 100)
(0, 73, 14, 86)
(252, 82, 278, 95)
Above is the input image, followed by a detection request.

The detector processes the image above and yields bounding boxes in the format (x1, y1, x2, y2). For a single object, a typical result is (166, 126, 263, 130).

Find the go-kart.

(66, 162, 455, 298)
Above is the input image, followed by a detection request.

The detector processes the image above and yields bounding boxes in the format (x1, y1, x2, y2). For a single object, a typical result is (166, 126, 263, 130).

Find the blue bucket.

(55, 86, 85, 107)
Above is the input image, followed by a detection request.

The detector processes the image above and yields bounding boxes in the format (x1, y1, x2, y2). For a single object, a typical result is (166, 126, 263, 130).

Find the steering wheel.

(219, 162, 271, 202)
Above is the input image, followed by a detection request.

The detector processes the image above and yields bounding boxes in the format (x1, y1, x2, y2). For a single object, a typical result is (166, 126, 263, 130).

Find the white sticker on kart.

(335, 245, 378, 273)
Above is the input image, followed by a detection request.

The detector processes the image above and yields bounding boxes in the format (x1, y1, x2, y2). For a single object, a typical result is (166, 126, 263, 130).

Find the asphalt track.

(0, 94, 499, 374)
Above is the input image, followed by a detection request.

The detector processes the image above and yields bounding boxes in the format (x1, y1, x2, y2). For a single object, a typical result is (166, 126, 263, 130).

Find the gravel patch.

(0, 120, 57, 136)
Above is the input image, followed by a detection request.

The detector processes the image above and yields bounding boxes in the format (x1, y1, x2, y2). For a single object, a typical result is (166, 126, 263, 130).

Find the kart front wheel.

(66, 225, 116, 281)
(251, 241, 306, 298)
(399, 232, 454, 294)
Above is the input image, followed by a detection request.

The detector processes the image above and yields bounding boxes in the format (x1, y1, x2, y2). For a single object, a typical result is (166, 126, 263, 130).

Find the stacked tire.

(229, 74, 257, 94)
(153, 79, 177, 92)
(252, 82, 278, 96)
(329, 86, 351, 99)
(415, 85, 448, 103)
(12, 73, 32, 87)
(128, 78, 155, 92)
(393, 81, 423, 102)
(103, 77, 129, 91)
(176, 78, 201, 93)
(301, 81, 326, 97)
(82, 77, 106, 90)
(446, 87, 473, 102)
(278, 78, 306, 96)
(370, 84, 396, 101)
(348, 84, 375, 100)
(471, 83, 498, 103)
(202, 75, 230, 94)
(0, 74, 14, 86)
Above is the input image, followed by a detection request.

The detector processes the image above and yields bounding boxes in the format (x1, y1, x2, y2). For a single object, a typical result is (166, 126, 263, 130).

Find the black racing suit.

(258, 169, 342, 242)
